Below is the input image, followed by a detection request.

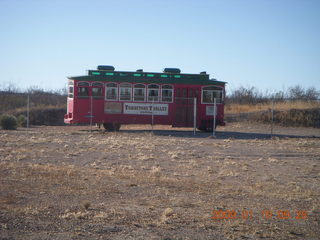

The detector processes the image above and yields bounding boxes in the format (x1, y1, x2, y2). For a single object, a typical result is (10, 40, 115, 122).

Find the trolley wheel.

(103, 123, 121, 131)
(103, 123, 113, 131)
(197, 125, 217, 132)
(113, 123, 121, 131)
(197, 126, 206, 132)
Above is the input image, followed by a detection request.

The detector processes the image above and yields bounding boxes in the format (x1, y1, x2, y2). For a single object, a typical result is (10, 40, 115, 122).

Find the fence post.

(90, 95, 93, 132)
(193, 97, 197, 135)
(213, 98, 216, 137)
(271, 98, 274, 136)
(151, 97, 154, 132)
(27, 95, 30, 129)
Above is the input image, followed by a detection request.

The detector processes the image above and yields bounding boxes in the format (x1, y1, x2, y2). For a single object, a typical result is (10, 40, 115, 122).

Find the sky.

(0, 0, 319, 93)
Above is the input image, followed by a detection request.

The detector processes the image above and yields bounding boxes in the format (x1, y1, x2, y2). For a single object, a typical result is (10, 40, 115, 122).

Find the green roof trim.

(72, 70, 226, 85)
(69, 75, 226, 86)
(91, 71, 101, 75)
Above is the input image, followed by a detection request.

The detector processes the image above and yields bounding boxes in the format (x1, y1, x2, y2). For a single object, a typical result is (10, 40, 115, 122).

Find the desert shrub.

(0, 84, 67, 113)
(253, 108, 320, 128)
(8, 106, 66, 126)
(288, 85, 320, 101)
(227, 86, 266, 104)
(0, 114, 17, 130)
(226, 85, 319, 105)
(28, 107, 66, 126)
(17, 114, 26, 127)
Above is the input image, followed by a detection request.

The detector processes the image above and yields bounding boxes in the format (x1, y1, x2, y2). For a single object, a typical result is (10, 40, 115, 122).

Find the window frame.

(147, 84, 160, 102)
(133, 83, 146, 102)
(77, 81, 90, 98)
(119, 82, 132, 101)
(91, 82, 104, 98)
(68, 80, 74, 99)
(161, 84, 174, 103)
(105, 82, 118, 101)
(201, 85, 224, 104)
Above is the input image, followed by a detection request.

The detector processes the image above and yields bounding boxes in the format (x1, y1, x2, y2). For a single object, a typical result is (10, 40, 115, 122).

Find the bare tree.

(288, 85, 305, 100)
(305, 87, 319, 101)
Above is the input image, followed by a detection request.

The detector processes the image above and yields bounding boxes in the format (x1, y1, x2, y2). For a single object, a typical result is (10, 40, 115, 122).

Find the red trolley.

(64, 66, 226, 131)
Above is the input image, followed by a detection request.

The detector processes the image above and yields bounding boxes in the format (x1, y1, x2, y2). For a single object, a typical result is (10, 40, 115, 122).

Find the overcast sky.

(0, 0, 319, 93)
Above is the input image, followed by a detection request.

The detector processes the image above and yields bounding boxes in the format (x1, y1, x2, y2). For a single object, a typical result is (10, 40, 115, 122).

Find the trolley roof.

(68, 69, 226, 86)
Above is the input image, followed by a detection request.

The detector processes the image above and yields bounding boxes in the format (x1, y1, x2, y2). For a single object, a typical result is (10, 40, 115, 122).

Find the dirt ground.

(0, 122, 319, 240)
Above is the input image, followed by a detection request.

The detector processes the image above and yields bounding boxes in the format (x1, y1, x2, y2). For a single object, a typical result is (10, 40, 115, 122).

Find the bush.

(17, 114, 26, 127)
(253, 108, 320, 128)
(0, 114, 17, 130)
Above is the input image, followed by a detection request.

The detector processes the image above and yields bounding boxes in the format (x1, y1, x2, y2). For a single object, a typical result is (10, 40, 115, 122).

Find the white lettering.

(124, 103, 168, 115)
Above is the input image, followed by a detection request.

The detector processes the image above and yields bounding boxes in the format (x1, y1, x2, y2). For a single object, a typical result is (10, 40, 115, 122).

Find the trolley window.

(202, 86, 223, 104)
(147, 84, 159, 102)
(92, 82, 103, 98)
(161, 85, 173, 102)
(68, 80, 74, 98)
(77, 82, 89, 97)
(133, 84, 146, 101)
(119, 83, 132, 101)
(106, 83, 118, 101)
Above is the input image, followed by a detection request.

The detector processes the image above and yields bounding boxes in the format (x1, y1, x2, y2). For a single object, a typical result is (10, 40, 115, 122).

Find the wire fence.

(225, 98, 320, 137)
(2, 93, 319, 138)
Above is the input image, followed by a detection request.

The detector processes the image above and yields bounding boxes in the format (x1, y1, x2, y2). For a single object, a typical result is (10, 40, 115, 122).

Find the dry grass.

(225, 100, 320, 114)
(0, 124, 319, 239)
(225, 101, 320, 128)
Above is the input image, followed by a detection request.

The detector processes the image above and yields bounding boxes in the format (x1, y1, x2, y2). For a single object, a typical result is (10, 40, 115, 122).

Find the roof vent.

(136, 69, 143, 72)
(97, 65, 115, 71)
(163, 68, 181, 74)
(200, 71, 207, 75)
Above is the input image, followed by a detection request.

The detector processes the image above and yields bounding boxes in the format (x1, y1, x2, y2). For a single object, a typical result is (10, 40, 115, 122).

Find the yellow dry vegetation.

(225, 100, 320, 114)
